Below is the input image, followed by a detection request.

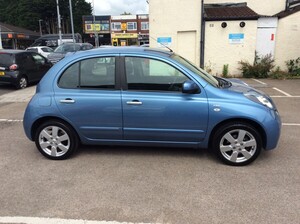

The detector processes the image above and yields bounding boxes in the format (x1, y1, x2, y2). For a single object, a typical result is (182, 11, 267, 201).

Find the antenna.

(149, 36, 173, 52)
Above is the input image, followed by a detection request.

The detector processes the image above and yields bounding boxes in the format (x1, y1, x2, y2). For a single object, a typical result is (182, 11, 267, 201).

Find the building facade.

(149, 0, 300, 76)
(82, 14, 149, 47)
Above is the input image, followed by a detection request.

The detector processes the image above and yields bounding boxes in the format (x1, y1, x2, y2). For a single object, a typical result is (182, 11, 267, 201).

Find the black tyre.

(212, 123, 262, 166)
(16, 76, 28, 89)
(34, 120, 79, 160)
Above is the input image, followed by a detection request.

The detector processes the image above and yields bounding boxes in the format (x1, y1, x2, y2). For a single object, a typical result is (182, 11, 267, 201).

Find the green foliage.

(238, 53, 275, 78)
(286, 57, 300, 76)
(0, 0, 92, 34)
(269, 67, 290, 79)
(222, 64, 229, 78)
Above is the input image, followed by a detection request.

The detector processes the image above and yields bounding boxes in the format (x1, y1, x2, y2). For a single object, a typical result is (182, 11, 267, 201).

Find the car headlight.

(244, 92, 274, 109)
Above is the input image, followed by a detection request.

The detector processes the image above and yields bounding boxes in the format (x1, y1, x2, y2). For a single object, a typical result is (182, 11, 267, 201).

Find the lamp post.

(38, 19, 43, 36)
(69, 0, 75, 43)
(0, 25, 2, 49)
(93, 0, 99, 47)
(56, 0, 63, 45)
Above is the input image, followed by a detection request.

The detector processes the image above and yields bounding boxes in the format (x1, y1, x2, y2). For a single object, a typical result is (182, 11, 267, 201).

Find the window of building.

(125, 57, 189, 92)
(58, 57, 116, 89)
(127, 22, 137, 30)
(141, 22, 149, 30)
(111, 22, 121, 31)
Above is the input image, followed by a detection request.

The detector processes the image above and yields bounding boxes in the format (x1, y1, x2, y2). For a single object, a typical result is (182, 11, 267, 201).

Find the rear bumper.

(0, 71, 19, 86)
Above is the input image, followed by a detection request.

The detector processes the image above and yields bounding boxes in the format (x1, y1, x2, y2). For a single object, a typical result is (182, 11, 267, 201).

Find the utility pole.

(93, 0, 99, 47)
(0, 25, 2, 49)
(38, 19, 43, 36)
(56, 0, 63, 45)
(69, 0, 75, 43)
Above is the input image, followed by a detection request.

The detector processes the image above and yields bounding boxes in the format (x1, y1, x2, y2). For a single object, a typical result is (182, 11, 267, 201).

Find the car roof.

(0, 49, 26, 54)
(27, 46, 51, 49)
(88, 46, 174, 56)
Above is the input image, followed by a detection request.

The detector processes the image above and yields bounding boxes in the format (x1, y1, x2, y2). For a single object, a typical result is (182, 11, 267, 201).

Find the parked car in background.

(0, 50, 52, 89)
(47, 43, 93, 64)
(23, 47, 281, 166)
(26, 46, 54, 58)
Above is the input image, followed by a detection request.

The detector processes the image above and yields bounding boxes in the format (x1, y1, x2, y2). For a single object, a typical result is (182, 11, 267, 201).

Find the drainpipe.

(200, 0, 205, 68)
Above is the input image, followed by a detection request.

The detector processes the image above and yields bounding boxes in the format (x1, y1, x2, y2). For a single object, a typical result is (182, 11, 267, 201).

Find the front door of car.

(54, 56, 123, 141)
(121, 56, 209, 143)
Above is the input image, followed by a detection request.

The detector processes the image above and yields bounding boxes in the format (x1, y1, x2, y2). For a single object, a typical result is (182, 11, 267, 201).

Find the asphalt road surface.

(0, 79, 299, 224)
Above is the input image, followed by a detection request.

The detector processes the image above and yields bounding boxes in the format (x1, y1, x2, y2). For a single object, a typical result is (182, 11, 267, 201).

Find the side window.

(58, 57, 115, 89)
(32, 53, 46, 64)
(125, 57, 189, 92)
(58, 62, 80, 88)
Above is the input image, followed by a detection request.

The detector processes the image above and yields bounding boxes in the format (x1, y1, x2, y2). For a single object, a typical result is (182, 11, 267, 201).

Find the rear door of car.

(120, 55, 209, 144)
(54, 55, 123, 141)
(30, 52, 50, 80)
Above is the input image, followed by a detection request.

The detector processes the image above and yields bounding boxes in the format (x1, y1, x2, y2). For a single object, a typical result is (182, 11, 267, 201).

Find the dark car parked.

(0, 50, 52, 89)
(47, 43, 93, 64)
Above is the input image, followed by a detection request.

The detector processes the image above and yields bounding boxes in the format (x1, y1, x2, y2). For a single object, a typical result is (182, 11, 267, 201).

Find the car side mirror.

(182, 80, 200, 94)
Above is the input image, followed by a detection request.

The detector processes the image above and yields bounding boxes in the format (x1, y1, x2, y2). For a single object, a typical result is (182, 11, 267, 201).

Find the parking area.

(0, 79, 299, 224)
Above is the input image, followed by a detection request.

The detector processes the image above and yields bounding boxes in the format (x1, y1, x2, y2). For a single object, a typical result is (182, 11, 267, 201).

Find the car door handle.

(60, 98, 75, 104)
(126, 100, 143, 105)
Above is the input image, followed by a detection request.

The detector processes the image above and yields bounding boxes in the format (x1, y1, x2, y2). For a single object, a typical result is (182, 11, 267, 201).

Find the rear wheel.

(34, 120, 78, 160)
(16, 76, 28, 89)
(212, 123, 262, 166)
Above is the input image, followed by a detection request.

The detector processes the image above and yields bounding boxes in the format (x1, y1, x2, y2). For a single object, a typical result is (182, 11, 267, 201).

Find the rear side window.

(0, 53, 14, 66)
(58, 57, 115, 89)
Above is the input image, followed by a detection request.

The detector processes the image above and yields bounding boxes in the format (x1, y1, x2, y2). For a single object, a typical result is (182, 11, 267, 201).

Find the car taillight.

(9, 64, 18, 71)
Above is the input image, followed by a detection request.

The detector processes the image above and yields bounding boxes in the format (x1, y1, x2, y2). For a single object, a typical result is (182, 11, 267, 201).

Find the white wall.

(149, 0, 201, 66)
(275, 12, 300, 70)
(204, 20, 257, 76)
(204, 0, 286, 16)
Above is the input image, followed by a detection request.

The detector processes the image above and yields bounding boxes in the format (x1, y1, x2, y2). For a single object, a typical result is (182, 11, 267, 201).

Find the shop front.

(111, 33, 138, 46)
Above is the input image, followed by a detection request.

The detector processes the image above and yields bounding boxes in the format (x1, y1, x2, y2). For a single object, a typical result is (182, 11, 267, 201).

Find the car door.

(54, 56, 123, 140)
(31, 53, 50, 80)
(121, 56, 209, 143)
(18, 53, 38, 82)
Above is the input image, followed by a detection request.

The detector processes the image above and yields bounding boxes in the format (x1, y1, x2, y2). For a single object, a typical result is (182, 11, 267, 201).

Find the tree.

(0, 0, 92, 34)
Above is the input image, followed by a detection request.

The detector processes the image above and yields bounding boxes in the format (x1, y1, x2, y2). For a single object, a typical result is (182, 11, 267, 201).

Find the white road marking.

(0, 216, 157, 224)
(271, 95, 300, 98)
(282, 123, 300, 126)
(252, 79, 267, 85)
(272, 87, 292, 97)
(0, 119, 23, 122)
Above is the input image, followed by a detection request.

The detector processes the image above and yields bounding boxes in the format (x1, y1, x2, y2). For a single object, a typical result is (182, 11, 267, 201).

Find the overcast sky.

(85, 0, 149, 16)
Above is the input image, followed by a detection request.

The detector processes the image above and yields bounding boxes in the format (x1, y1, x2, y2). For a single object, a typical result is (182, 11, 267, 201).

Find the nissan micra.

(23, 47, 281, 166)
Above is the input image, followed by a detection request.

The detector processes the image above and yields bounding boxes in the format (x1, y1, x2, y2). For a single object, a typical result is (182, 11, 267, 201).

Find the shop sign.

(111, 33, 138, 38)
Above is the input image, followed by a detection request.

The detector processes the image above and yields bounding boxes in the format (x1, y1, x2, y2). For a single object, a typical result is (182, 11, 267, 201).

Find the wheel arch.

(31, 116, 81, 143)
(209, 118, 267, 149)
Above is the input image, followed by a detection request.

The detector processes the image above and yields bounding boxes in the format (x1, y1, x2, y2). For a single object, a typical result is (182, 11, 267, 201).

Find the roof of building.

(204, 3, 259, 21)
(275, 5, 300, 18)
(0, 22, 39, 37)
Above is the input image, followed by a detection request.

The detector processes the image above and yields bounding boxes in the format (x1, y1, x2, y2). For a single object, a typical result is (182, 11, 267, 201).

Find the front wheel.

(34, 120, 78, 160)
(212, 123, 262, 166)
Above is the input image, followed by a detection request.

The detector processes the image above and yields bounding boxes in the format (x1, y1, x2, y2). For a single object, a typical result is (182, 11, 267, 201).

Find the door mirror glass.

(182, 80, 200, 94)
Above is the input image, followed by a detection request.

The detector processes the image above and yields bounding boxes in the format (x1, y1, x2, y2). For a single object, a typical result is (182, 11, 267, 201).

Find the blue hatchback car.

(23, 47, 281, 166)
